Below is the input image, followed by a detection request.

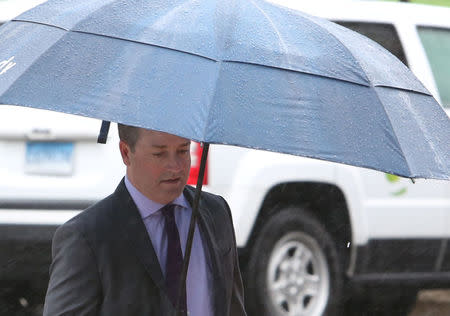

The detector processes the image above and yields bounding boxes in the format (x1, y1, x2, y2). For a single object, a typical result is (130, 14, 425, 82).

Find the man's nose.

(166, 154, 183, 171)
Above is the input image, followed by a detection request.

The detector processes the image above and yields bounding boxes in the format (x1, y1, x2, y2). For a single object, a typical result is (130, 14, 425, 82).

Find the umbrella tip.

(97, 120, 111, 144)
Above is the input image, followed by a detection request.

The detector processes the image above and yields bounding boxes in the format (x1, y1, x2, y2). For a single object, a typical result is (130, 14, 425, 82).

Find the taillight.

(188, 142, 208, 185)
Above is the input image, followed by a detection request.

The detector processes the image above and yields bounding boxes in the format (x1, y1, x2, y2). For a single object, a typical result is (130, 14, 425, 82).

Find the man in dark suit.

(43, 124, 247, 316)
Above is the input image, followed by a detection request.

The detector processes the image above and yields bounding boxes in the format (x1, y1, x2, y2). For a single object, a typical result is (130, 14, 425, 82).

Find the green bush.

(381, 0, 450, 7)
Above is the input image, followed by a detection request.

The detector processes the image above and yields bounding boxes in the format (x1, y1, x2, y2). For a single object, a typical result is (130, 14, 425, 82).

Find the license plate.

(25, 142, 74, 176)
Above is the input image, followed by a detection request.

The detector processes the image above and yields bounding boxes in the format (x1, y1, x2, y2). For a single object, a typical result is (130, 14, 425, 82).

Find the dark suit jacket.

(43, 179, 246, 316)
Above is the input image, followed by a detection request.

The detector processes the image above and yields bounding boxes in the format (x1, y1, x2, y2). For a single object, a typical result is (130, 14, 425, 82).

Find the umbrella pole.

(174, 142, 209, 316)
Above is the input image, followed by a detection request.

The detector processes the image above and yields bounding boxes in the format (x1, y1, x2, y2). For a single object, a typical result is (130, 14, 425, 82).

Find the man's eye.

(152, 153, 164, 157)
(179, 150, 189, 154)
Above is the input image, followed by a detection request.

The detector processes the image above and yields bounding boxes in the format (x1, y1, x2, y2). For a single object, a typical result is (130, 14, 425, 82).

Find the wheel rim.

(267, 231, 330, 316)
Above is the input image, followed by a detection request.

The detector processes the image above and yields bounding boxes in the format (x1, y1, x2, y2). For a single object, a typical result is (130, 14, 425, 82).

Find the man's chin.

(160, 182, 185, 201)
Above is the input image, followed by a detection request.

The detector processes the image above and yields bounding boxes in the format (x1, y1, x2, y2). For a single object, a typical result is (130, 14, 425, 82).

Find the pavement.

(2, 288, 450, 316)
(409, 290, 450, 316)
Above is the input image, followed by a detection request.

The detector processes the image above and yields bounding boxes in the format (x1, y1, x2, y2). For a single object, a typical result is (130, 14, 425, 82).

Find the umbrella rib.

(298, 13, 371, 85)
(202, 61, 223, 140)
(249, 0, 289, 59)
(371, 85, 414, 178)
(221, 59, 371, 87)
(373, 84, 432, 97)
(12, 19, 218, 63)
(375, 87, 449, 178)
(13, 19, 69, 31)
(372, 84, 448, 178)
(71, 30, 219, 62)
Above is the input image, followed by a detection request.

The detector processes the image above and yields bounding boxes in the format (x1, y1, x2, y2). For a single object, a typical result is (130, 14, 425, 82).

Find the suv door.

(335, 21, 448, 275)
(417, 25, 450, 272)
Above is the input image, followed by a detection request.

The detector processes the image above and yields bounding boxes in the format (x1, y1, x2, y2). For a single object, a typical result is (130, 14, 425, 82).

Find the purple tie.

(162, 204, 187, 315)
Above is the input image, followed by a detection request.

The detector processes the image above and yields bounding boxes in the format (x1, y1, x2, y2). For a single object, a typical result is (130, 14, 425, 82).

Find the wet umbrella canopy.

(0, 0, 449, 314)
(0, 0, 448, 179)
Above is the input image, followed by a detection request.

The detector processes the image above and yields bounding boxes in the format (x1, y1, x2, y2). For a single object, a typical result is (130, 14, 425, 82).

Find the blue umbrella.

(0, 0, 448, 180)
(0, 0, 449, 314)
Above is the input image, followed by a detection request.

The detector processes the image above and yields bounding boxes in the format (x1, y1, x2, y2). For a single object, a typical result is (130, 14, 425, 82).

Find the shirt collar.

(124, 176, 189, 219)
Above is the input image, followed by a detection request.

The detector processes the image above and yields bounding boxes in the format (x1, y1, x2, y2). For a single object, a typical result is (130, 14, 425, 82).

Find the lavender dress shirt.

(125, 177, 213, 316)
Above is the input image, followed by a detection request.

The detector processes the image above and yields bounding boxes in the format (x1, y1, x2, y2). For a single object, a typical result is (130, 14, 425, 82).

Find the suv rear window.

(335, 21, 408, 66)
(417, 27, 450, 109)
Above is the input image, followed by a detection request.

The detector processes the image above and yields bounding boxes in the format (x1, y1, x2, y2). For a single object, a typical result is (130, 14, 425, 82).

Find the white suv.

(0, 1, 449, 315)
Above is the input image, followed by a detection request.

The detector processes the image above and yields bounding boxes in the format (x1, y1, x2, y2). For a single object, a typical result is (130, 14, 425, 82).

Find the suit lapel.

(183, 186, 227, 316)
(113, 180, 166, 291)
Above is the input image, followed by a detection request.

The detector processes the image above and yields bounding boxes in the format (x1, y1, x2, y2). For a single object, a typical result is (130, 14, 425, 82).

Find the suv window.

(417, 27, 450, 109)
(335, 21, 408, 66)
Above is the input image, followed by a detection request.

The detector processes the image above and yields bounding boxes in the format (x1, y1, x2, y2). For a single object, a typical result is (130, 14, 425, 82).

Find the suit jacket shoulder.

(58, 180, 137, 239)
(184, 185, 235, 244)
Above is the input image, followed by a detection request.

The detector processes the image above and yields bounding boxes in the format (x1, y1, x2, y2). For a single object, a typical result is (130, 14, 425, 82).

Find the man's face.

(120, 129, 191, 204)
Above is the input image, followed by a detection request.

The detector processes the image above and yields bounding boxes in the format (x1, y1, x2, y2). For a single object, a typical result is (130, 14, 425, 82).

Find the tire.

(245, 206, 344, 316)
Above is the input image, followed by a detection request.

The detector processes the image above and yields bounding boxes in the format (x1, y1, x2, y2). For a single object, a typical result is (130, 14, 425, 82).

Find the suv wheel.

(245, 206, 343, 316)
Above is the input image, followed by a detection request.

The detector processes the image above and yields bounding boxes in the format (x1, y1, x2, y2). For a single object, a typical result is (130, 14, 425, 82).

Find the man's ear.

(119, 140, 131, 166)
